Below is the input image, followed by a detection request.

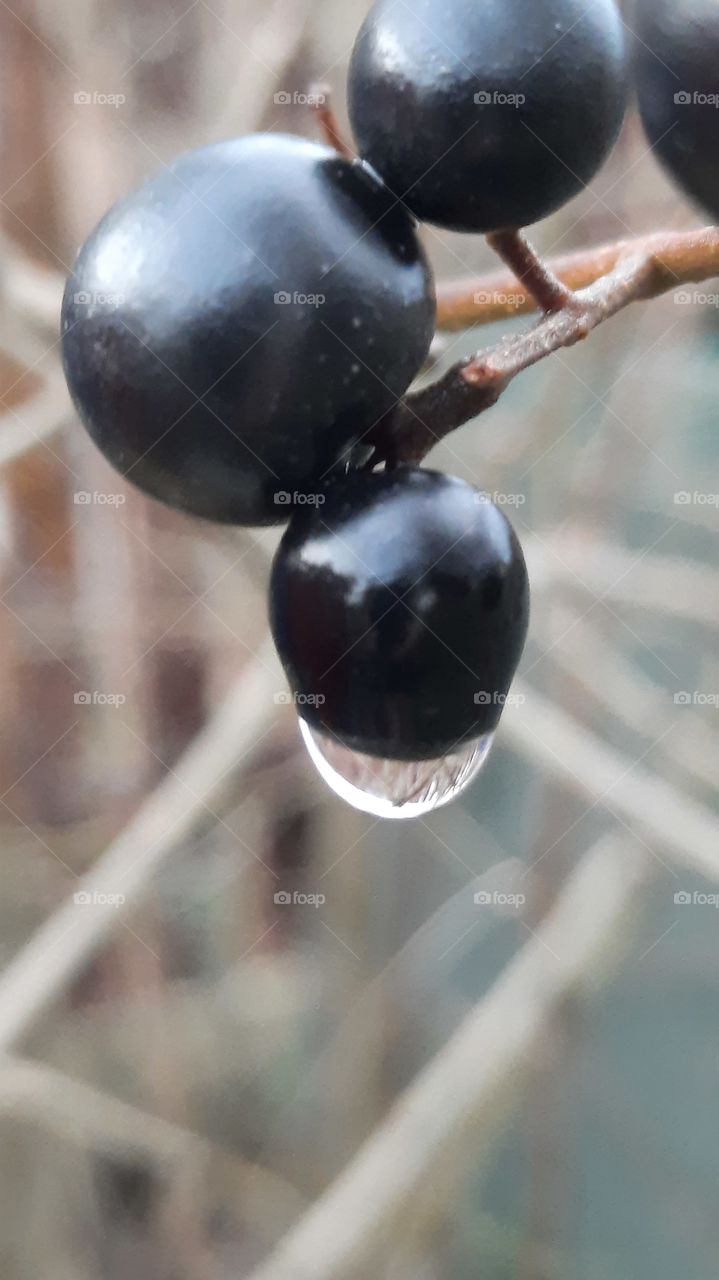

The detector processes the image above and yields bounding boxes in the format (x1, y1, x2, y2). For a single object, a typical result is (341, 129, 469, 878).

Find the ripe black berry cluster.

(62, 0, 644, 799)
(634, 0, 719, 220)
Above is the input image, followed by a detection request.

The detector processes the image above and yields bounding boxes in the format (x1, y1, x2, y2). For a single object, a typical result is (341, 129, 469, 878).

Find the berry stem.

(485, 228, 578, 314)
(373, 230, 719, 464)
(309, 85, 354, 160)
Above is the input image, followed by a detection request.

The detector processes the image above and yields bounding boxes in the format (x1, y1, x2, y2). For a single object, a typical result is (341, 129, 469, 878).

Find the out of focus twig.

(536, 606, 719, 795)
(247, 835, 646, 1280)
(0, 1055, 306, 1218)
(0, 641, 280, 1054)
(506, 681, 719, 883)
(309, 85, 353, 159)
(0, 371, 74, 465)
(526, 536, 719, 630)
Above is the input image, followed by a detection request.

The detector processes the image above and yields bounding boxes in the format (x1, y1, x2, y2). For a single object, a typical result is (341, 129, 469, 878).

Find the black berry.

(635, 0, 719, 220)
(269, 468, 530, 762)
(347, 0, 628, 233)
(61, 134, 435, 525)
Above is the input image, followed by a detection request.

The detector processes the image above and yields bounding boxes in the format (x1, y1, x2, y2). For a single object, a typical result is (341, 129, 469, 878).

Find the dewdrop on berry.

(270, 469, 530, 819)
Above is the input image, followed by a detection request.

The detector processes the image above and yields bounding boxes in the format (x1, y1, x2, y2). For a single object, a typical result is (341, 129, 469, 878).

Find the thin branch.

(535, 606, 719, 796)
(505, 679, 719, 884)
(309, 84, 353, 159)
(0, 372, 74, 465)
(246, 834, 647, 1280)
(0, 640, 280, 1055)
(0, 239, 63, 335)
(436, 226, 719, 329)
(526, 536, 719, 629)
(486, 228, 578, 315)
(378, 231, 719, 463)
(0, 1055, 306, 1215)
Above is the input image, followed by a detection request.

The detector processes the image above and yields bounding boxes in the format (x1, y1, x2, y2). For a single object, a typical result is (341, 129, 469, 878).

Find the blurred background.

(0, 0, 717, 1277)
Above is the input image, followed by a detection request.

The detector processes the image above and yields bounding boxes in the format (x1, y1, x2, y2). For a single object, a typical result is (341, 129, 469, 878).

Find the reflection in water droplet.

(299, 719, 495, 819)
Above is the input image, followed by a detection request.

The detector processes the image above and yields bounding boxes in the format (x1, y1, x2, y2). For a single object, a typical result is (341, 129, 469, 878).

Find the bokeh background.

(0, 1, 716, 1277)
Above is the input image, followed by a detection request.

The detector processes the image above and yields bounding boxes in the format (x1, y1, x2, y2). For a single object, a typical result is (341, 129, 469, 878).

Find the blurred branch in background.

(247, 836, 648, 1280)
(0, 639, 280, 1055)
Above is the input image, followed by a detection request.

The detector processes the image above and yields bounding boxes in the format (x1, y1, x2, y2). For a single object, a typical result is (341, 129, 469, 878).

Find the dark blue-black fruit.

(61, 134, 435, 525)
(347, 0, 628, 233)
(270, 468, 530, 761)
(635, 0, 719, 220)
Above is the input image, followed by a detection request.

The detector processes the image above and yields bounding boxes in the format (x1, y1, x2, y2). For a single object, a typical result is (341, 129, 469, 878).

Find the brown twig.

(373, 227, 719, 464)
(309, 84, 353, 159)
(437, 225, 719, 329)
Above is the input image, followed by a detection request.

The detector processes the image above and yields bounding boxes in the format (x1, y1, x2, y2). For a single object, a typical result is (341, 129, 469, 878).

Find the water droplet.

(299, 719, 494, 819)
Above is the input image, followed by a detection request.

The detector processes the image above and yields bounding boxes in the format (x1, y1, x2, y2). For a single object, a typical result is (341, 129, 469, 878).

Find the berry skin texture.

(270, 468, 530, 762)
(347, 0, 628, 233)
(61, 134, 435, 525)
(635, 0, 719, 220)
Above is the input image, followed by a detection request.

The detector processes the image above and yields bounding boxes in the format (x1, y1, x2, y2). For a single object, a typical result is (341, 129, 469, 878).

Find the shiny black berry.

(635, 0, 719, 220)
(347, 0, 628, 233)
(61, 134, 435, 525)
(269, 468, 530, 761)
